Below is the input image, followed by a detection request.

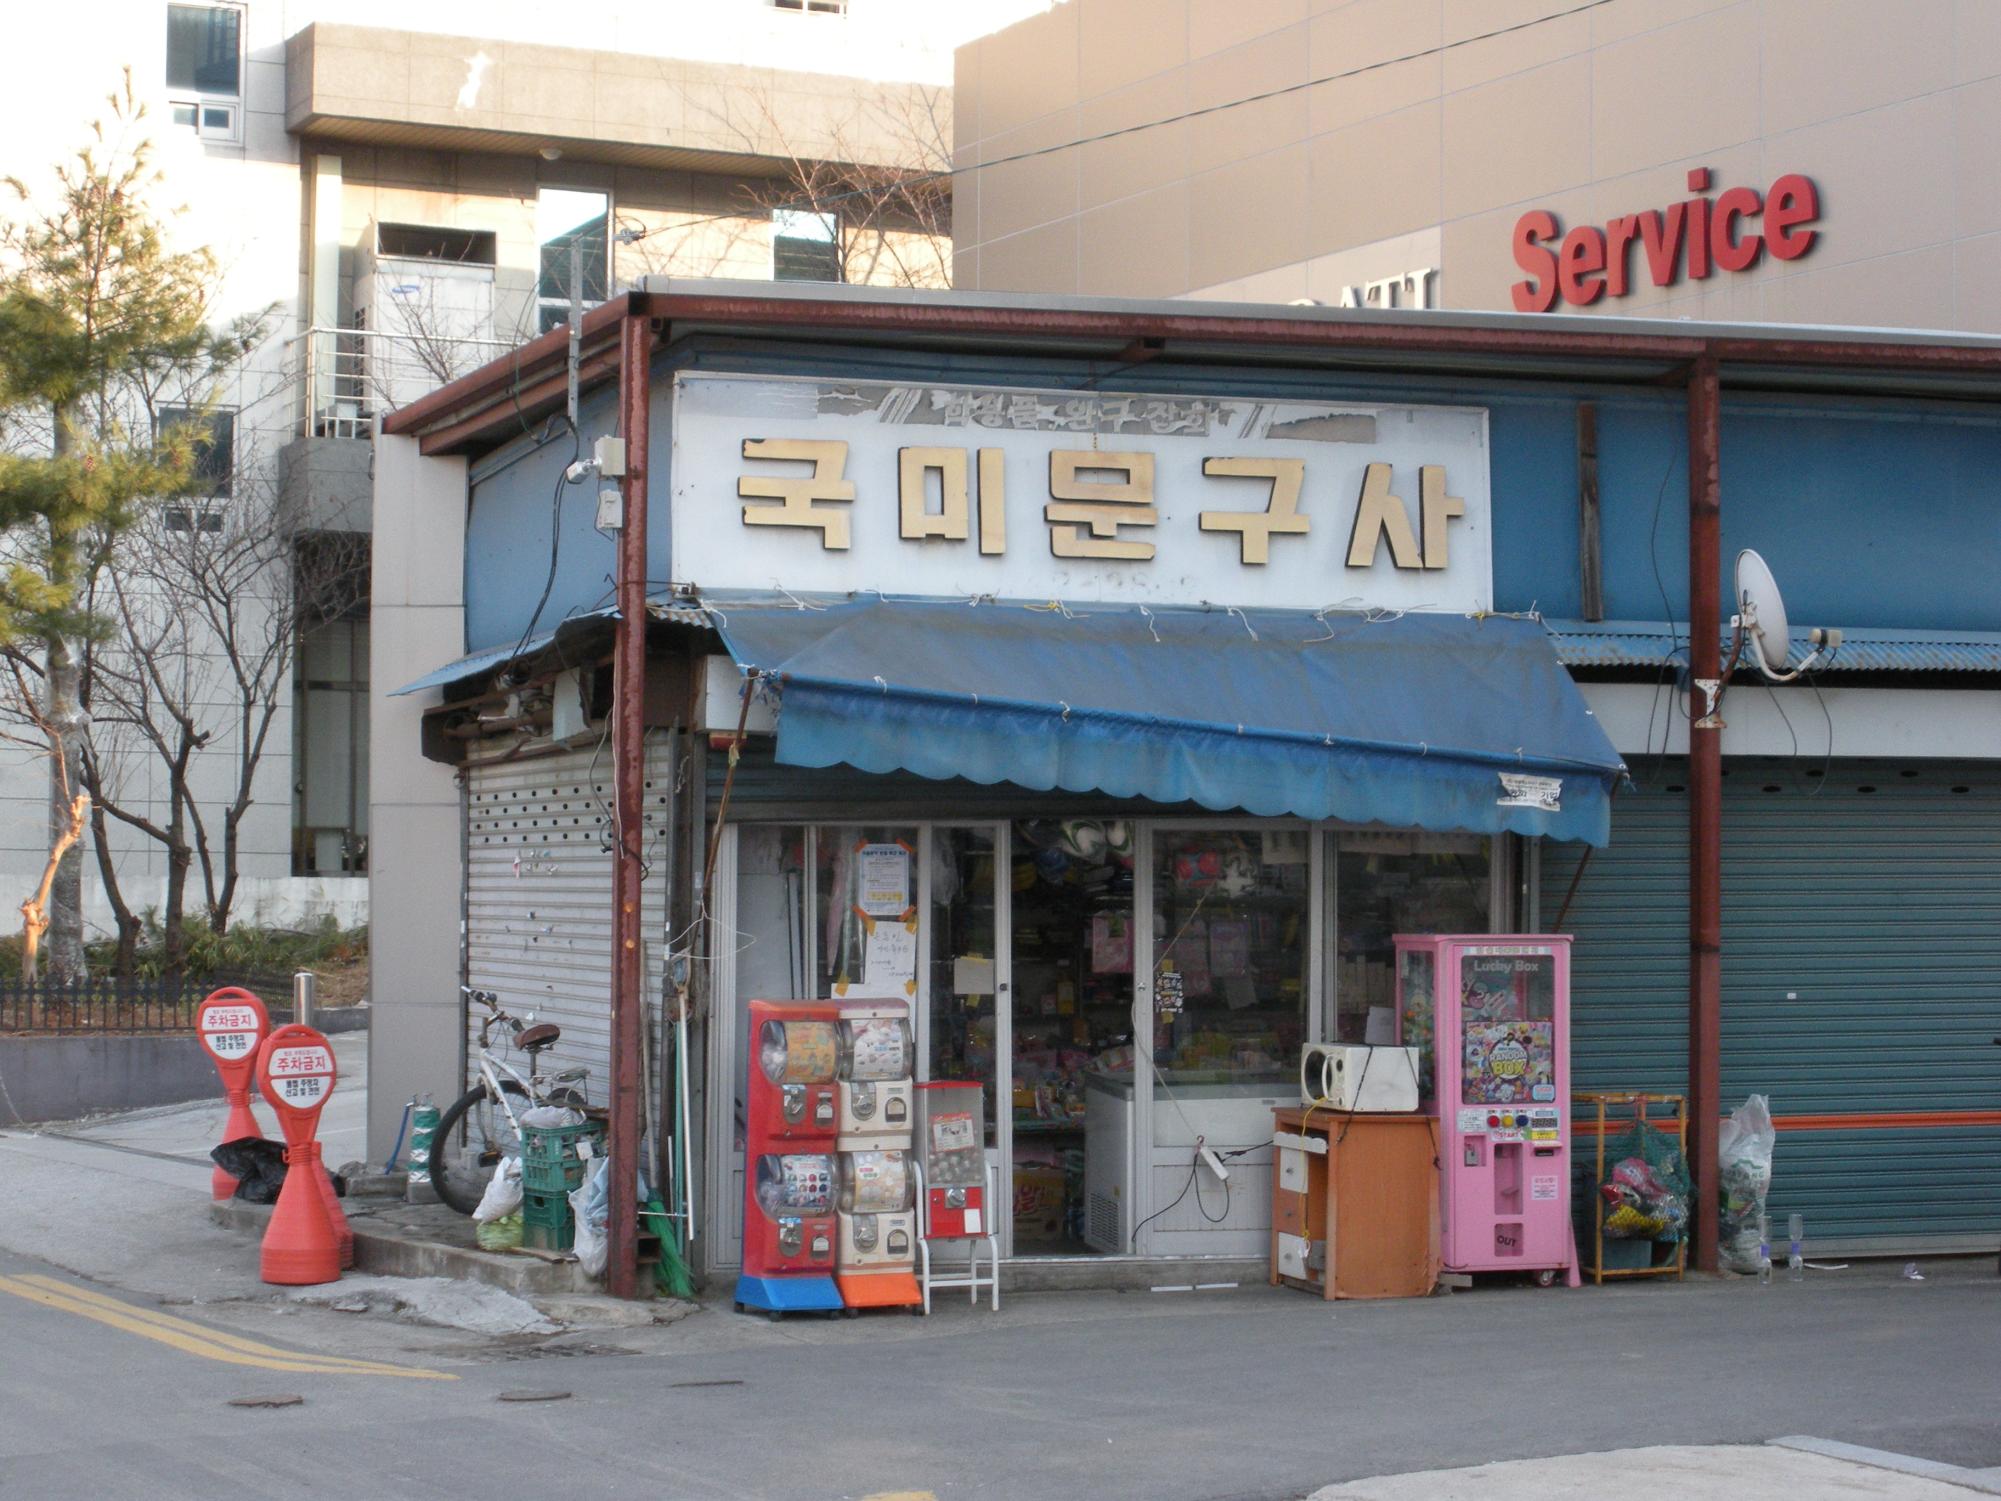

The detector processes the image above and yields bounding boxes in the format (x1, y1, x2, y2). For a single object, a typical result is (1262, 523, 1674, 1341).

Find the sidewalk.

(1311, 1441, 2001, 1499)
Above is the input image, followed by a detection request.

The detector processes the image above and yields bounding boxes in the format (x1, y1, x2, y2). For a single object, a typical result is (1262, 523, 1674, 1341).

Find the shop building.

(372, 283, 2001, 1289)
(951, 0, 2001, 333)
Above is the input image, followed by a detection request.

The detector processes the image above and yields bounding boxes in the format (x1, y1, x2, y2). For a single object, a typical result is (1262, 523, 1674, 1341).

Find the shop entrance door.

(922, 825, 1011, 1252)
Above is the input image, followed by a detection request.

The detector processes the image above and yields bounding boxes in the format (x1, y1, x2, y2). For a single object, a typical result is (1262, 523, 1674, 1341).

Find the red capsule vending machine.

(915, 1080, 999, 1311)
(1396, 934, 1578, 1287)
(736, 1000, 844, 1315)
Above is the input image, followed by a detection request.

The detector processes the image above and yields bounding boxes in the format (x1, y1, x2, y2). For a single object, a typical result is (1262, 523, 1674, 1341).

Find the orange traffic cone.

(312, 1152, 355, 1269)
(261, 1140, 342, 1286)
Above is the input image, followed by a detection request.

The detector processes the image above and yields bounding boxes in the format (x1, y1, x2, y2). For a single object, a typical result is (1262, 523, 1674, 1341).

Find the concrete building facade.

(951, 0, 2001, 332)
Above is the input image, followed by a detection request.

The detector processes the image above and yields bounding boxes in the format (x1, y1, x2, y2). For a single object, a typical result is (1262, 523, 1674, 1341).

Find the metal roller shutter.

(464, 743, 674, 1115)
(1544, 758, 2001, 1255)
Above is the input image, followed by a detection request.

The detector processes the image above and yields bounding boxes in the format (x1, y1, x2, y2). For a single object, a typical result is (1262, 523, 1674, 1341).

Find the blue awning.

(712, 600, 1627, 846)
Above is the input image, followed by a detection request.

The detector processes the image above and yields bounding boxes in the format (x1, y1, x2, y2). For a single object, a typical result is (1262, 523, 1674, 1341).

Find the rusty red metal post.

(607, 301, 652, 1298)
(1686, 352, 1723, 1274)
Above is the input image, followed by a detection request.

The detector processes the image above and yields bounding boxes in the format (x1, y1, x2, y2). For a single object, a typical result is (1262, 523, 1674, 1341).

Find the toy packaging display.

(1717, 1093, 1776, 1273)
(1597, 1120, 1691, 1243)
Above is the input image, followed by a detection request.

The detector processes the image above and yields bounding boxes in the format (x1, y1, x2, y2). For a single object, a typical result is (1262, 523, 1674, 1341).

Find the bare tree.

(624, 82, 955, 291)
(71, 465, 365, 976)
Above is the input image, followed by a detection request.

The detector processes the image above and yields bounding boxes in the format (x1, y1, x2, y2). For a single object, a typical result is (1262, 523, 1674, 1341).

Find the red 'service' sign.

(1511, 169, 1820, 312)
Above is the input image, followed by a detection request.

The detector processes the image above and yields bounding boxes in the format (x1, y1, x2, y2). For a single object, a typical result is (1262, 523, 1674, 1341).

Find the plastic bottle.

(408, 1093, 440, 1186)
(1757, 1212, 1772, 1285)
(1788, 1212, 1804, 1282)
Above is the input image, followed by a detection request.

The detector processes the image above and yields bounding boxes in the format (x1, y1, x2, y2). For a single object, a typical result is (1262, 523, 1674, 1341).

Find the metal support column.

(1685, 352, 1723, 1275)
(607, 301, 653, 1298)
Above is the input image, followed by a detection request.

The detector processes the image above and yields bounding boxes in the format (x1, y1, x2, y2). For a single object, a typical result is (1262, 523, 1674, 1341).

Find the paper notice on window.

(856, 842, 912, 916)
(953, 955, 996, 995)
(852, 914, 918, 999)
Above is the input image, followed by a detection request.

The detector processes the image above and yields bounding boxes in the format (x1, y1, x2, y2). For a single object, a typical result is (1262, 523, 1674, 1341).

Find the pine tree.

(0, 75, 263, 981)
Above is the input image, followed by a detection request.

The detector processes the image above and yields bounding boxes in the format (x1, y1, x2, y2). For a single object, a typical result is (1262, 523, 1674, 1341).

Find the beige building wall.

(955, 0, 2001, 333)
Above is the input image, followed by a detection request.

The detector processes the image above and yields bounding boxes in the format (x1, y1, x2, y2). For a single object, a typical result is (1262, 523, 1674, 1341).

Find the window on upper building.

(166, 3, 243, 143)
(773, 208, 842, 283)
(773, 0, 849, 13)
(536, 188, 612, 336)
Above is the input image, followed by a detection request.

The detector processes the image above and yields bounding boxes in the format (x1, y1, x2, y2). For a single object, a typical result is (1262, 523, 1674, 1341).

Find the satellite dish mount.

(1727, 548, 1842, 686)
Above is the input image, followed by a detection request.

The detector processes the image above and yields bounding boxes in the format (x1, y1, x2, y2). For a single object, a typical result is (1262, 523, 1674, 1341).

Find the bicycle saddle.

(518, 1022, 561, 1051)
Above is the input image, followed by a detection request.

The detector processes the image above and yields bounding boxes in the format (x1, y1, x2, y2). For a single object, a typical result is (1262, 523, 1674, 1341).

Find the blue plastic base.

(734, 1272, 844, 1313)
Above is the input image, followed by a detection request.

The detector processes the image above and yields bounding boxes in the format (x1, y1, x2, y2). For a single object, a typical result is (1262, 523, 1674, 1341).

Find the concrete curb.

(209, 1197, 603, 1298)
(1769, 1437, 2001, 1495)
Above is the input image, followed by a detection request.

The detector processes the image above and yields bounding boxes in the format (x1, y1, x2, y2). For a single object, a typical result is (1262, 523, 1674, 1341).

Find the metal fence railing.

(0, 970, 299, 1036)
(284, 325, 518, 440)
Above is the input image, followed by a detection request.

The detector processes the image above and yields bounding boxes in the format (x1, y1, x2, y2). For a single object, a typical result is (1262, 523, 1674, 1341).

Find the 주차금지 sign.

(668, 373, 1492, 612)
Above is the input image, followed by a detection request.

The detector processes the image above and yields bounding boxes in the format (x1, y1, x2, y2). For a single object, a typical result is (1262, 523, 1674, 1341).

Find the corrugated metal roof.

(390, 595, 715, 696)
(1547, 619, 2001, 673)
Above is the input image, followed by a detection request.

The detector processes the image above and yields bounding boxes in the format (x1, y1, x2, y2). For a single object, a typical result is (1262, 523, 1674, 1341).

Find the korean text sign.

(668, 374, 1492, 612)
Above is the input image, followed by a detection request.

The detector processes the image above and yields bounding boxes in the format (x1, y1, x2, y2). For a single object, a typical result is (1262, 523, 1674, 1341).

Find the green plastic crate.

(521, 1188, 574, 1252)
(520, 1120, 602, 1195)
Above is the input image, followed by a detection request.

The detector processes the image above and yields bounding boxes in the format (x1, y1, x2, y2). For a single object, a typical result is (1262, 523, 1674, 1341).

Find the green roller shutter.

(1544, 758, 2001, 1256)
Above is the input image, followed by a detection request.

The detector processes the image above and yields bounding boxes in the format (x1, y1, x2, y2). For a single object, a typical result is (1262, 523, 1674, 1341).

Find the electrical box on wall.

(699, 655, 778, 736)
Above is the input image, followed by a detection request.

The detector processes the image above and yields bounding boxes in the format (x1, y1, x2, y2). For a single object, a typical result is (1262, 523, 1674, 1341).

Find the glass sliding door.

(1134, 823, 1317, 1257)
(927, 825, 1010, 1250)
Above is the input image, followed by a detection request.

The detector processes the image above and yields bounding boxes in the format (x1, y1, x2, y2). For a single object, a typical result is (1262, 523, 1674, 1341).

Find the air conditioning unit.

(354, 232, 497, 413)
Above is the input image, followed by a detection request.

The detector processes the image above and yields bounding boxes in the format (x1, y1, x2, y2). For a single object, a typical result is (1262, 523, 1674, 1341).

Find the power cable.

(620, 0, 1620, 246)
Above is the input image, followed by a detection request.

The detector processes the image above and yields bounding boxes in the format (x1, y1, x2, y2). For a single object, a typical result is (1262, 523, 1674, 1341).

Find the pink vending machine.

(1395, 934, 1576, 1286)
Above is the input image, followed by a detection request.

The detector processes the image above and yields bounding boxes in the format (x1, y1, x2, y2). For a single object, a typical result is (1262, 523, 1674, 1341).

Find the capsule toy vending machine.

(916, 1081, 988, 1238)
(736, 1000, 844, 1315)
(1395, 934, 1577, 1286)
(834, 1001, 921, 1309)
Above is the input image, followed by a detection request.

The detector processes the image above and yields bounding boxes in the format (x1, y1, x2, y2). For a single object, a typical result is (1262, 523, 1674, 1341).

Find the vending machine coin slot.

(782, 1084, 806, 1123)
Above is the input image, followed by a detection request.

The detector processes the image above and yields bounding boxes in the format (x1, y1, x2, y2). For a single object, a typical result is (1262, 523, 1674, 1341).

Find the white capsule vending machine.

(834, 1000, 920, 1310)
(1396, 934, 1578, 1286)
(835, 1001, 914, 1150)
(836, 1149, 921, 1310)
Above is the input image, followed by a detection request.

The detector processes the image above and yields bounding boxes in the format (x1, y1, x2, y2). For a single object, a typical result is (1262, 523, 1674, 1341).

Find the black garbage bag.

(210, 1138, 348, 1204)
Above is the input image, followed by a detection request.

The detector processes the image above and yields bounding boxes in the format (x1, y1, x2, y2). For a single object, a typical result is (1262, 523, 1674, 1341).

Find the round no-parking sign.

(256, 1024, 338, 1128)
(198, 990, 268, 1072)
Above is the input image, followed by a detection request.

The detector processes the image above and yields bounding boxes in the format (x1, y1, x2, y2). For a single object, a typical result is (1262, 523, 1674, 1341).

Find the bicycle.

(428, 986, 590, 1216)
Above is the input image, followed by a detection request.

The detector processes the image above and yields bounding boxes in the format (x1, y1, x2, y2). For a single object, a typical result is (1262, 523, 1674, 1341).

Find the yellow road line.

(0, 1275, 455, 1380)
(11, 1275, 425, 1375)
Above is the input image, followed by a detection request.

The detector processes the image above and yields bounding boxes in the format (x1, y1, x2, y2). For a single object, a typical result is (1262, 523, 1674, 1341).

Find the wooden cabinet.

(1269, 1106, 1440, 1300)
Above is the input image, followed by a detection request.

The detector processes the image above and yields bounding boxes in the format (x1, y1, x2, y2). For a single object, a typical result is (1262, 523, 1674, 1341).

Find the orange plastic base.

(260, 1145, 340, 1286)
(837, 1268, 922, 1308)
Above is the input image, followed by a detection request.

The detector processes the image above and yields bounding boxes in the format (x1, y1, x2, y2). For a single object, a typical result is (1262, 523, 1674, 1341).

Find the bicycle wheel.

(429, 1079, 528, 1215)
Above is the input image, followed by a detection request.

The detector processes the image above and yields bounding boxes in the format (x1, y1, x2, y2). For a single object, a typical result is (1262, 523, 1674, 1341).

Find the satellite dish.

(1731, 548, 1840, 683)
(1735, 549, 1792, 676)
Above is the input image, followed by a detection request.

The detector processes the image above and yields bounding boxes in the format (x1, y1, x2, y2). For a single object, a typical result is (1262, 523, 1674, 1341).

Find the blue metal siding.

(461, 381, 675, 654)
(1544, 760, 2001, 1251)
(654, 339, 2001, 637)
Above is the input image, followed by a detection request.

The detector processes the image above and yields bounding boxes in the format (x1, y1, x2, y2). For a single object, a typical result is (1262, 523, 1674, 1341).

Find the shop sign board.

(1512, 168, 1820, 311)
(668, 373, 1492, 612)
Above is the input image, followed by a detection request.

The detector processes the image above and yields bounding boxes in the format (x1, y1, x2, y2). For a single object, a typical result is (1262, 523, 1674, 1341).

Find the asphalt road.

(3, 1245, 1999, 1501)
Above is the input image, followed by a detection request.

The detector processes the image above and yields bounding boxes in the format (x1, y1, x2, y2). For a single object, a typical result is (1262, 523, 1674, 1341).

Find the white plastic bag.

(519, 1105, 585, 1130)
(473, 1156, 523, 1222)
(1717, 1094, 1776, 1273)
(570, 1156, 609, 1277)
